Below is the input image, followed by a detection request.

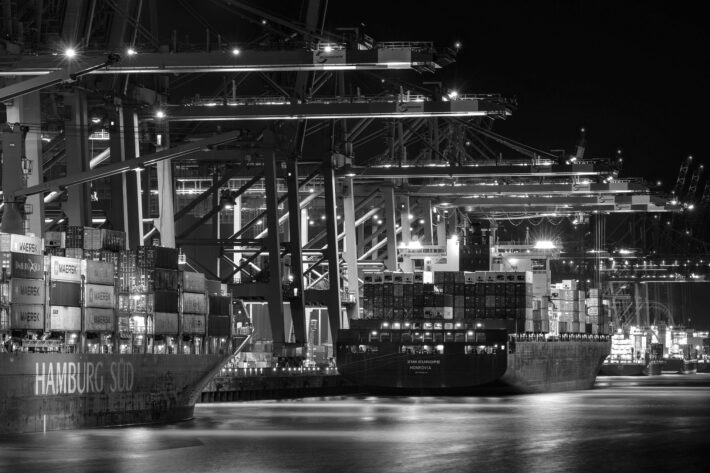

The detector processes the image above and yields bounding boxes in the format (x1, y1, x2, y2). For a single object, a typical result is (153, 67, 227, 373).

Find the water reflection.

(2, 375, 710, 473)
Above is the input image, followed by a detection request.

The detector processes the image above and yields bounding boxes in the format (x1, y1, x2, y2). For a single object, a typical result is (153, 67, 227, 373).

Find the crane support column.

(286, 157, 306, 345)
(108, 102, 144, 248)
(322, 158, 343, 341)
(61, 91, 92, 227)
(421, 199, 434, 244)
(383, 185, 397, 270)
(263, 143, 285, 348)
(0, 125, 26, 234)
(342, 177, 360, 320)
(155, 121, 176, 248)
(399, 195, 412, 271)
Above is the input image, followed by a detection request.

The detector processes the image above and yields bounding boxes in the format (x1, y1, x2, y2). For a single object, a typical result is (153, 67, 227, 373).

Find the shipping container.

(208, 314, 230, 337)
(10, 278, 45, 304)
(83, 260, 115, 285)
(10, 303, 44, 330)
(84, 283, 115, 309)
(180, 292, 205, 314)
(183, 313, 206, 334)
(0, 233, 43, 255)
(44, 231, 66, 248)
(153, 290, 179, 313)
(49, 305, 81, 331)
(154, 312, 179, 335)
(65, 248, 84, 259)
(84, 307, 114, 332)
(49, 256, 82, 282)
(50, 281, 81, 307)
(181, 270, 206, 293)
(2, 252, 44, 279)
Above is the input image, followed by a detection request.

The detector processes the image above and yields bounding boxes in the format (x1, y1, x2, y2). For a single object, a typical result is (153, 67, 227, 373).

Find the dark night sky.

(326, 1, 709, 188)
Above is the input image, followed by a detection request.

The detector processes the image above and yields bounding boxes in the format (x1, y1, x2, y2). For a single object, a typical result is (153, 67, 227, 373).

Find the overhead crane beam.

(161, 98, 510, 122)
(0, 46, 445, 76)
(401, 182, 647, 196)
(457, 194, 670, 207)
(346, 163, 606, 179)
(0, 53, 120, 102)
(14, 130, 244, 197)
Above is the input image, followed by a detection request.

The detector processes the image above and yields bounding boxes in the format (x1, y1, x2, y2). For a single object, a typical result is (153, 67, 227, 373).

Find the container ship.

(336, 239, 611, 393)
(0, 230, 251, 434)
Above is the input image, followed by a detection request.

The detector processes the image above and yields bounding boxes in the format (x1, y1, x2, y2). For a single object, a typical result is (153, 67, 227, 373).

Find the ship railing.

(217, 365, 339, 378)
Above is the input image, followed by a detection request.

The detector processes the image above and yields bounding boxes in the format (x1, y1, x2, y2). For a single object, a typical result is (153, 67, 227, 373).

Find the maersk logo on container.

(35, 360, 134, 396)
(54, 261, 78, 274)
(18, 284, 41, 296)
(89, 288, 111, 301)
(17, 308, 42, 322)
(16, 242, 38, 253)
(50, 256, 81, 282)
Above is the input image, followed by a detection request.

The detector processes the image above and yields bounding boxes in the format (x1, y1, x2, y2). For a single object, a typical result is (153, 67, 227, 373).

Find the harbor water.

(2, 374, 710, 473)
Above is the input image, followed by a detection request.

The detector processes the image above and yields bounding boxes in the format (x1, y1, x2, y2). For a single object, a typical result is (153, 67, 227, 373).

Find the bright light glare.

(127, 48, 137, 56)
(155, 110, 166, 119)
(534, 240, 555, 249)
(232, 48, 241, 55)
(64, 48, 76, 58)
(323, 45, 333, 52)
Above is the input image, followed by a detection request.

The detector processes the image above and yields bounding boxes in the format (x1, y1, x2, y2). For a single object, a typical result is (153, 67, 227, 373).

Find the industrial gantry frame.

(0, 0, 680, 354)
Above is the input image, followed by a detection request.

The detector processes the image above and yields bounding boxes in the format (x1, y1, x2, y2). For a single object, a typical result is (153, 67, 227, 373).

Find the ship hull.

(0, 352, 231, 434)
(337, 341, 610, 394)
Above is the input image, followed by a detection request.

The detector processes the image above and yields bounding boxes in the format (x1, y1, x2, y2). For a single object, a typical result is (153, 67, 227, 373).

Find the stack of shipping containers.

(586, 288, 601, 334)
(47, 255, 82, 350)
(137, 246, 179, 353)
(180, 270, 207, 354)
(207, 280, 232, 354)
(551, 280, 605, 335)
(360, 270, 536, 332)
(1, 231, 245, 356)
(1, 234, 45, 337)
(82, 259, 116, 352)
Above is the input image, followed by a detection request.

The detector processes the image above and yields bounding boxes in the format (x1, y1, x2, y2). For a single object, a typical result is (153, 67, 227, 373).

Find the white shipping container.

(0, 233, 43, 255)
(49, 256, 82, 282)
(49, 305, 81, 331)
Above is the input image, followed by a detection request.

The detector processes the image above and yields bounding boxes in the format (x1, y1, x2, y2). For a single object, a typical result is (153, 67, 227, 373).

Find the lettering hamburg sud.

(12, 255, 42, 275)
(35, 360, 134, 396)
